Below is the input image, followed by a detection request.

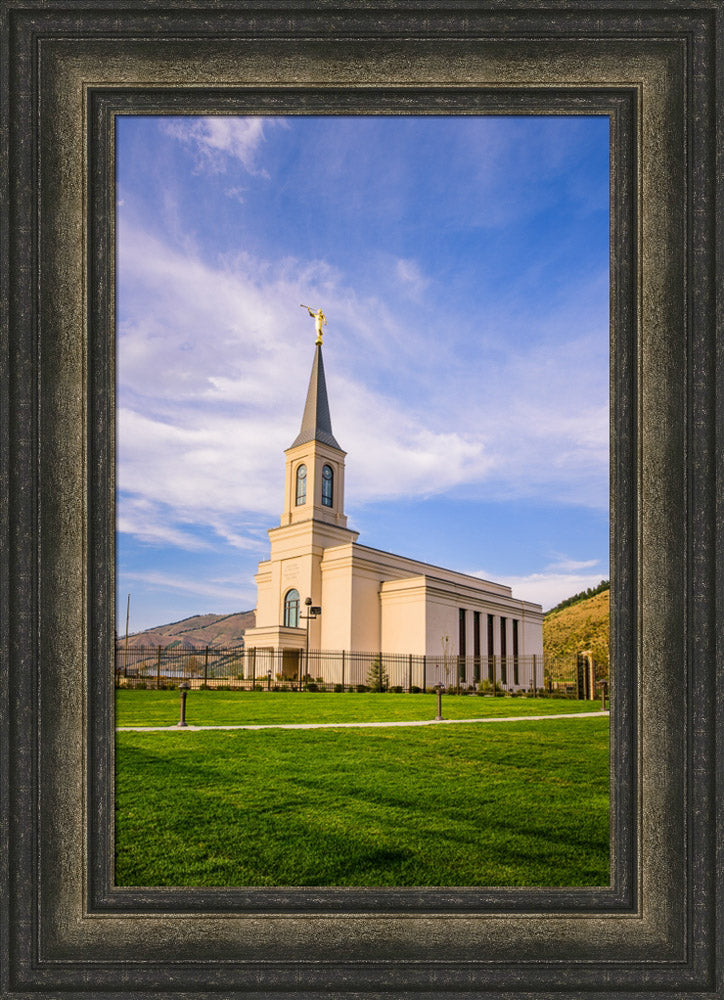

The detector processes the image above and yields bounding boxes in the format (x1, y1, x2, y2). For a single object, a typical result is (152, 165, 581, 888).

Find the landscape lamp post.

(300, 597, 321, 690)
(434, 682, 445, 721)
(177, 681, 190, 728)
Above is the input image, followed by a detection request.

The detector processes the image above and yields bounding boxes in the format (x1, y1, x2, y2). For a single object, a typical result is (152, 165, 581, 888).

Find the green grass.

(115, 702, 610, 888)
(116, 689, 605, 728)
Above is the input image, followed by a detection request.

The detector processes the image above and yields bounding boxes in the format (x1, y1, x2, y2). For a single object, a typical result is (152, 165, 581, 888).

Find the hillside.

(543, 588, 609, 680)
(122, 610, 255, 650)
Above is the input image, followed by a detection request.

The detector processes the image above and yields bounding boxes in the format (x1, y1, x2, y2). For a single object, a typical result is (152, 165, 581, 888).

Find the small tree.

(184, 654, 202, 677)
(367, 656, 389, 692)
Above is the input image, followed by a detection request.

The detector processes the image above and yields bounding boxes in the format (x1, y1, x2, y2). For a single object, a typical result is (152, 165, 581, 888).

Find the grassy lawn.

(115, 704, 610, 888)
(116, 689, 605, 728)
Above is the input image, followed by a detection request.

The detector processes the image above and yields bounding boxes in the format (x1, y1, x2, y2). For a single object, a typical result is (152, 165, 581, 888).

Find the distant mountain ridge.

(122, 610, 255, 650)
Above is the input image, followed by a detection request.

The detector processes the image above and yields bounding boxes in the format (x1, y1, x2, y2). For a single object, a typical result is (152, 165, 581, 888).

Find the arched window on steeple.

(295, 464, 307, 505)
(321, 464, 333, 507)
(284, 589, 300, 628)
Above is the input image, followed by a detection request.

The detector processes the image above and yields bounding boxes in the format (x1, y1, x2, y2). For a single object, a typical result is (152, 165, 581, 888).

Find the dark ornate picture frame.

(1, 3, 721, 997)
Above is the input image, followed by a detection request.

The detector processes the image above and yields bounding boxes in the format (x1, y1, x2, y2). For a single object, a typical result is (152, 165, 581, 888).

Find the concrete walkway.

(117, 710, 609, 733)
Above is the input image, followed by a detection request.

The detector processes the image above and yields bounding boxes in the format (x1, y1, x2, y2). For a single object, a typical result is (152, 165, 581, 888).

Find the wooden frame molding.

(1, 3, 720, 997)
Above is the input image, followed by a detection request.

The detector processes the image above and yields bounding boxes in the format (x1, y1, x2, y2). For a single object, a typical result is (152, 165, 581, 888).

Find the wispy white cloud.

(436, 116, 609, 231)
(116, 495, 214, 551)
(117, 216, 609, 551)
(224, 186, 246, 204)
(394, 257, 429, 299)
(163, 116, 287, 175)
(470, 558, 608, 611)
(543, 555, 600, 573)
(123, 569, 257, 606)
(334, 380, 495, 502)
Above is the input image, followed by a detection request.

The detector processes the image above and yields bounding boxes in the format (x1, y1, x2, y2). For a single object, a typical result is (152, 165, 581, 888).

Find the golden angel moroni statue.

(300, 304, 327, 345)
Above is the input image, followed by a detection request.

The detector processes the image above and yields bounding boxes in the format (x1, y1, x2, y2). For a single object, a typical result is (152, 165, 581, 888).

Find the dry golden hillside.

(544, 588, 609, 680)
(125, 610, 255, 650)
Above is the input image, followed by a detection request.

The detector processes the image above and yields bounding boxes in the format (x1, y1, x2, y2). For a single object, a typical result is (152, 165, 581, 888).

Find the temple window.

(321, 464, 333, 507)
(295, 464, 307, 505)
(284, 589, 300, 628)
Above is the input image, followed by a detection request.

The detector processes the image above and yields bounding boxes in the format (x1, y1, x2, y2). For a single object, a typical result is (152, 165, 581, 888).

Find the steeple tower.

(289, 344, 341, 451)
(281, 342, 348, 528)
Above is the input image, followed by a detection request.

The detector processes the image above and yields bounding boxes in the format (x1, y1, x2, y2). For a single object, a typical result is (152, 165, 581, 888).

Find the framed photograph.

(2, 2, 720, 997)
(112, 109, 613, 893)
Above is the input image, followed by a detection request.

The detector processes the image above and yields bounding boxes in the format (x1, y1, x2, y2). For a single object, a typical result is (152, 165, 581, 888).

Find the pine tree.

(367, 657, 389, 692)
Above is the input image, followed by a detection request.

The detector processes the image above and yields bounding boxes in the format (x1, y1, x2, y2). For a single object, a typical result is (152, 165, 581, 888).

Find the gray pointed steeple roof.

(289, 343, 342, 450)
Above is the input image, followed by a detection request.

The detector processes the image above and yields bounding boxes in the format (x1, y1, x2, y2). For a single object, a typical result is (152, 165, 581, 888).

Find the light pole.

(434, 682, 445, 721)
(123, 592, 130, 678)
(177, 681, 190, 728)
(299, 597, 321, 690)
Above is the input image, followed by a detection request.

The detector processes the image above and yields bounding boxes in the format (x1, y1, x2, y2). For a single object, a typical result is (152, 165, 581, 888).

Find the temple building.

(243, 332, 544, 690)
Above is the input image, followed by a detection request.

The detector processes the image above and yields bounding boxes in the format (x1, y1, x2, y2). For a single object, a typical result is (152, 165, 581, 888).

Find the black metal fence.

(115, 645, 550, 694)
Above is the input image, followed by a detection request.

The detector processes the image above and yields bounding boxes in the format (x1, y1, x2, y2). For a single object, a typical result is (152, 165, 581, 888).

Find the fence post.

(156, 645, 161, 689)
(341, 649, 345, 691)
(408, 654, 412, 693)
(532, 654, 537, 697)
(204, 646, 209, 685)
(422, 655, 426, 692)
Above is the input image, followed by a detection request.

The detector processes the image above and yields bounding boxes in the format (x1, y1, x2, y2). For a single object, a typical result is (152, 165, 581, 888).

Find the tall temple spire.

(289, 343, 341, 450)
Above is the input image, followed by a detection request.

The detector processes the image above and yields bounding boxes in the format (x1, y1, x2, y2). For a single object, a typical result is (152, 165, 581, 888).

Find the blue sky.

(116, 114, 610, 633)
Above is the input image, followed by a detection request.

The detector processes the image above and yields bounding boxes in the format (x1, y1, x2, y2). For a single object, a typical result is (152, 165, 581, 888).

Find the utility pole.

(123, 592, 130, 677)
